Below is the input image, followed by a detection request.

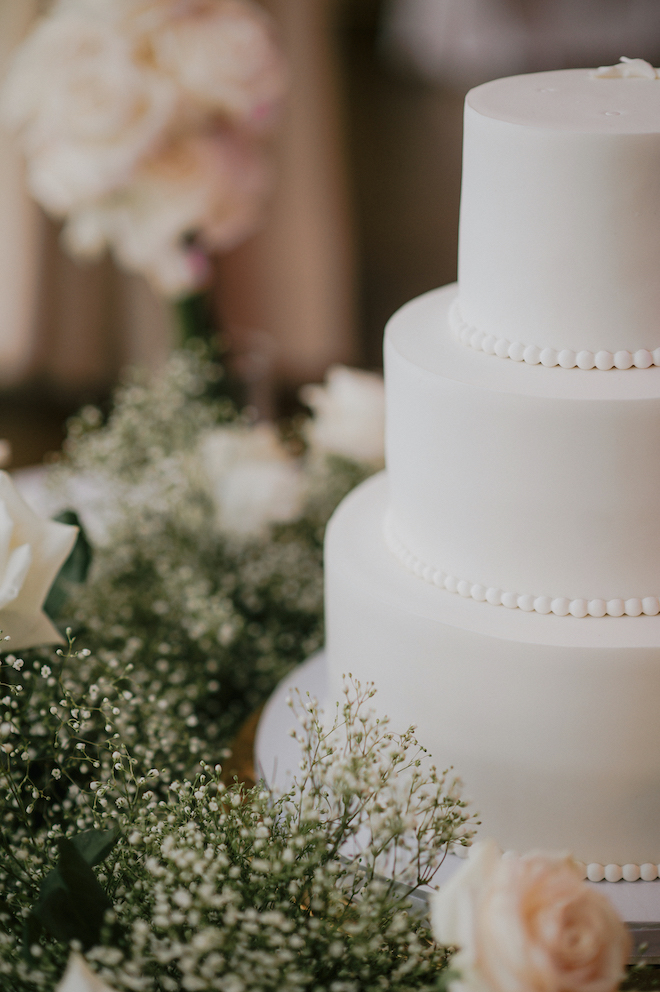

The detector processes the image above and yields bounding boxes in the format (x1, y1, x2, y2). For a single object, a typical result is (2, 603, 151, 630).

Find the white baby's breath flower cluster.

(3, 0, 286, 295)
(0, 657, 474, 992)
(38, 346, 383, 751)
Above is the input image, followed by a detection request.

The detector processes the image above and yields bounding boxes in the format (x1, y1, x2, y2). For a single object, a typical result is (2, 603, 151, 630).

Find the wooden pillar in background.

(0, 0, 42, 387)
(216, 0, 358, 401)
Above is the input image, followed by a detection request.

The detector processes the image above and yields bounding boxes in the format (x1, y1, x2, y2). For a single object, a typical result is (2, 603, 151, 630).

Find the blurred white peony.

(431, 840, 630, 992)
(56, 952, 117, 992)
(64, 130, 271, 296)
(3, 0, 286, 295)
(199, 423, 304, 536)
(2, 13, 177, 213)
(300, 365, 385, 466)
(0, 471, 77, 650)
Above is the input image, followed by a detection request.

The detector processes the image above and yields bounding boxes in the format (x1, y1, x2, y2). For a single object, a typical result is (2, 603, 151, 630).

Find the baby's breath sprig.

(0, 670, 472, 992)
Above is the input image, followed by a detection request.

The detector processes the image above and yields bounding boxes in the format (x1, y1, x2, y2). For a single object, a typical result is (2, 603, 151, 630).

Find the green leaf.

(69, 828, 119, 868)
(29, 830, 119, 951)
(22, 911, 42, 964)
(43, 511, 92, 620)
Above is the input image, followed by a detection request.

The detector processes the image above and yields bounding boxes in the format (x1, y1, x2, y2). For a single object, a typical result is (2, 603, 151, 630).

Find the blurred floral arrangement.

(2, 0, 286, 296)
(9, 345, 381, 755)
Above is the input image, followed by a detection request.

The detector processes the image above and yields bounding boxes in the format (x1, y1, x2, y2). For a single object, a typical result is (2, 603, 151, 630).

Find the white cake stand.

(255, 652, 660, 961)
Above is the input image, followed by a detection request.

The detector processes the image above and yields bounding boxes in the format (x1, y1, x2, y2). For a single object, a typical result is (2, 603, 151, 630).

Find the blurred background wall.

(1, 0, 660, 462)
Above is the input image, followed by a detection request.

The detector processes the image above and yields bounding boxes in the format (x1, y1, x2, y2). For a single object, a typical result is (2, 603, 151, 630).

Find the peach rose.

(64, 130, 271, 295)
(2, 12, 177, 213)
(431, 841, 630, 992)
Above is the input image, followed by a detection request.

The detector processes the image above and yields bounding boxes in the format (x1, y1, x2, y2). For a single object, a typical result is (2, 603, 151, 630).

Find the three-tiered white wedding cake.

(325, 65, 660, 880)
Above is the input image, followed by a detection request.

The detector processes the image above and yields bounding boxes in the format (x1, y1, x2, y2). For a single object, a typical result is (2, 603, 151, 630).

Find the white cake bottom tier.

(385, 283, 660, 606)
(325, 472, 660, 868)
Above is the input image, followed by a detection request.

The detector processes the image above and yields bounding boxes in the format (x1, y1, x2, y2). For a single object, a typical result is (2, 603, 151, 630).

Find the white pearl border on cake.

(383, 515, 660, 619)
(449, 298, 660, 370)
(454, 846, 660, 882)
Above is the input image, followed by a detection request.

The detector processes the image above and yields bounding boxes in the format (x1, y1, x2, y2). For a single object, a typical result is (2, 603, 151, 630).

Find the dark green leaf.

(22, 912, 42, 963)
(29, 830, 119, 951)
(69, 828, 119, 868)
(43, 511, 92, 620)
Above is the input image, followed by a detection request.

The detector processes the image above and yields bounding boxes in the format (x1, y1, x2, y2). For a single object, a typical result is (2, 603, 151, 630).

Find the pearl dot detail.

(449, 299, 660, 370)
(581, 861, 660, 882)
(384, 516, 660, 620)
(494, 853, 652, 882)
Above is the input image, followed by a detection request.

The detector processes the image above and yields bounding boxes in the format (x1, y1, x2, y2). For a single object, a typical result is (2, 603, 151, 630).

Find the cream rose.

(0, 471, 77, 650)
(300, 365, 386, 466)
(431, 841, 630, 992)
(64, 130, 271, 295)
(2, 12, 177, 213)
(56, 951, 118, 992)
(199, 423, 304, 536)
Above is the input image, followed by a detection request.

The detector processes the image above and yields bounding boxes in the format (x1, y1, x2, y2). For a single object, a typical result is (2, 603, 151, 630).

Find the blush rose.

(431, 840, 630, 992)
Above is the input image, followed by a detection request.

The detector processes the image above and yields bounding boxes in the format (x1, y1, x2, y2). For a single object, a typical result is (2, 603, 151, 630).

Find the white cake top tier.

(457, 67, 660, 358)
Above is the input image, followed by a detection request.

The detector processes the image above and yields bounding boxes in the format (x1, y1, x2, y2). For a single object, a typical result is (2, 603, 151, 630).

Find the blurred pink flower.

(64, 130, 271, 295)
(149, 0, 288, 130)
(431, 841, 630, 992)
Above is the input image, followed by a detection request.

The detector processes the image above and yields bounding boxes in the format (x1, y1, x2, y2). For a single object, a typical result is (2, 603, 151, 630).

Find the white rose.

(2, 11, 177, 213)
(150, 0, 287, 130)
(0, 471, 77, 650)
(64, 130, 271, 295)
(300, 365, 385, 466)
(431, 840, 630, 992)
(56, 951, 118, 992)
(199, 423, 304, 536)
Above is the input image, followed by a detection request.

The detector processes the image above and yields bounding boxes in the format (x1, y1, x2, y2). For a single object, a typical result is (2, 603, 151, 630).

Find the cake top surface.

(467, 66, 660, 133)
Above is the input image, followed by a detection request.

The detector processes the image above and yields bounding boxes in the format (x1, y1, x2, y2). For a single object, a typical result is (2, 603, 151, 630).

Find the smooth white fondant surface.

(385, 284, 660, 604)
(458, 69, 660, 355)
(324, 473, 660, 868)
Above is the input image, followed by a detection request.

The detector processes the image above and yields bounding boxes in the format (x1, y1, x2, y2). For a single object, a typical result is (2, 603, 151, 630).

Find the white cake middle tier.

(386, 283, 660, 608)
